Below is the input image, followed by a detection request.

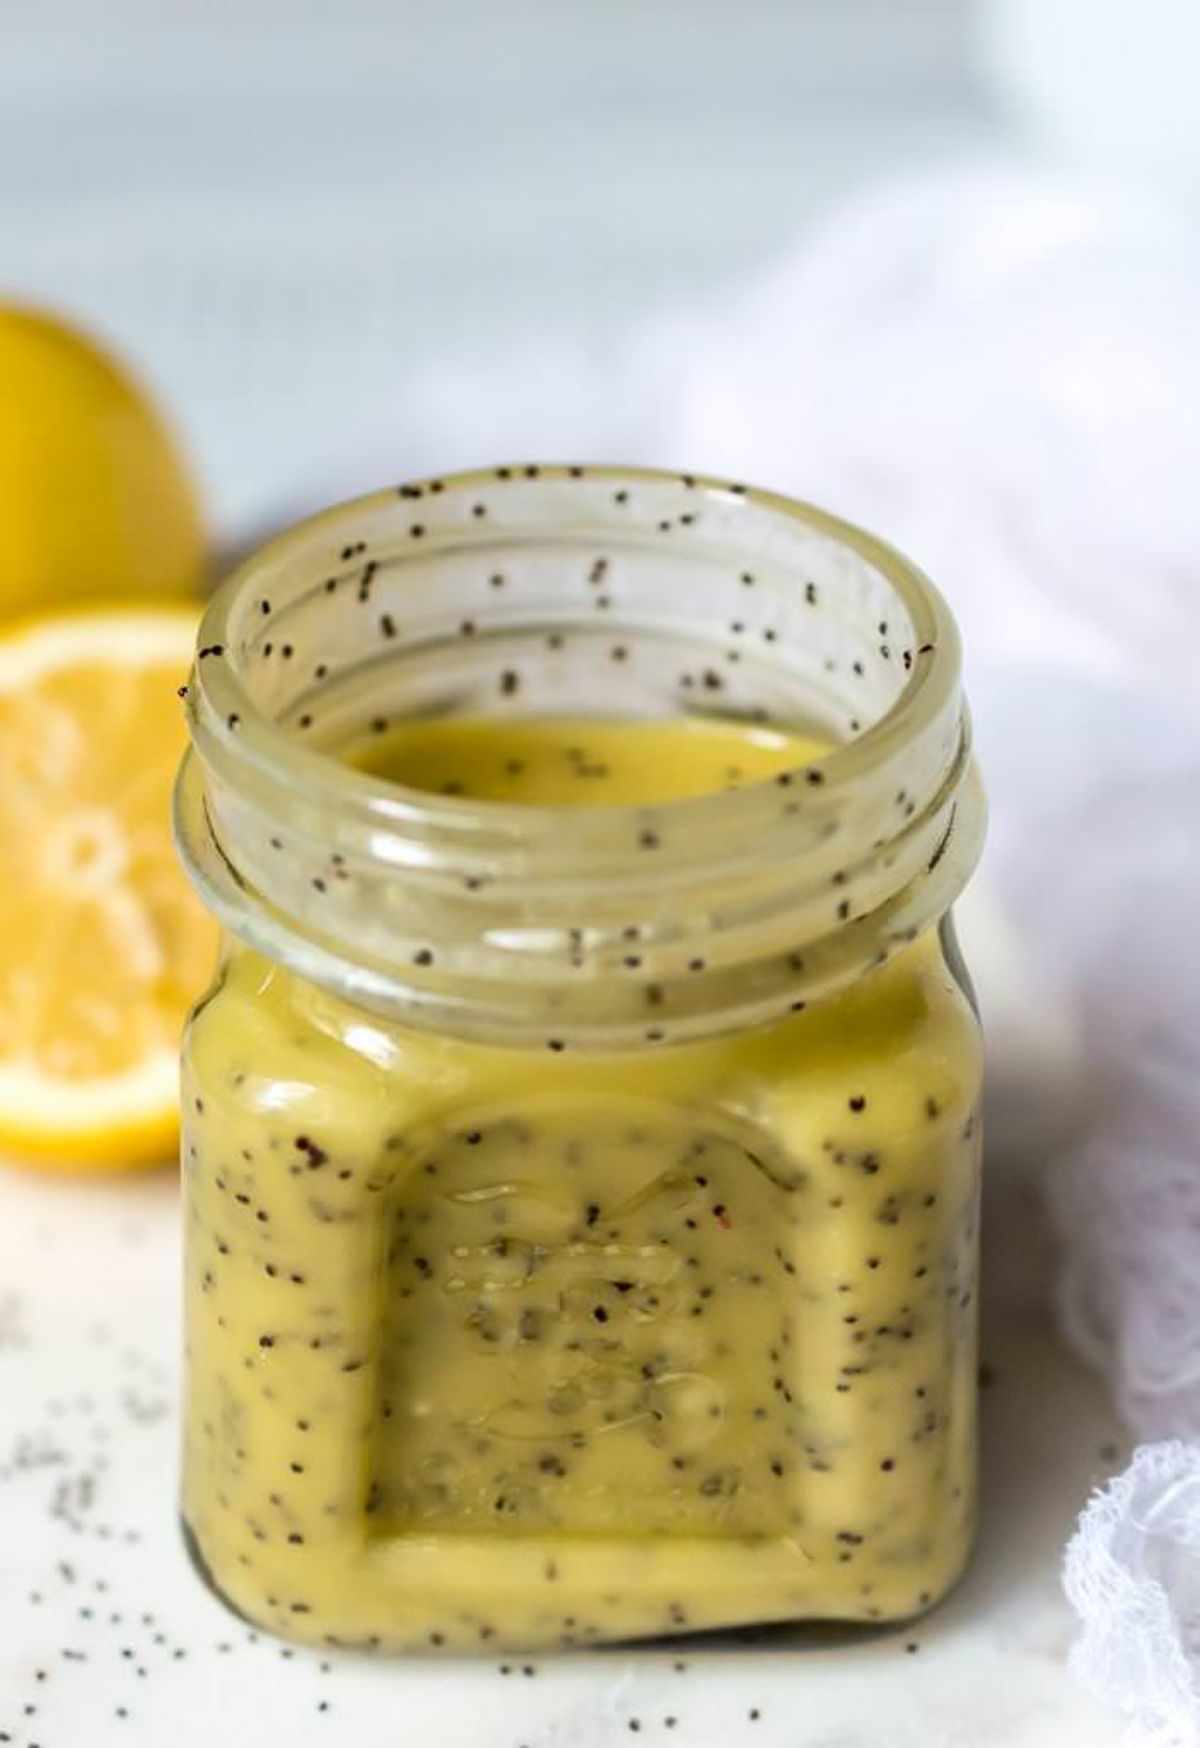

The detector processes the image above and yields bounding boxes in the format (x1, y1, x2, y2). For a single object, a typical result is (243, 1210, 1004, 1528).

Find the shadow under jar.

(174, 465, 985, 1654)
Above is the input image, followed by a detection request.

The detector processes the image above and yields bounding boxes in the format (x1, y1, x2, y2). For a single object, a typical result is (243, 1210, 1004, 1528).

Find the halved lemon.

(0, 304, 205, 618)
(0, 607, 217, 1169)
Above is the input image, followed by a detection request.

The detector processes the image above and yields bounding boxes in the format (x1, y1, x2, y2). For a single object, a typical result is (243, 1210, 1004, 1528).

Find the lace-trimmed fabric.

(1065, 1444, 1200, 1748)
(632, 167, 1200, 1742)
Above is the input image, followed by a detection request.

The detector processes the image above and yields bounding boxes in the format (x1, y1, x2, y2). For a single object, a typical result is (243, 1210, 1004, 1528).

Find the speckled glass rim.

(185, 464, 959, 842)
(175, 463, 984, 1045)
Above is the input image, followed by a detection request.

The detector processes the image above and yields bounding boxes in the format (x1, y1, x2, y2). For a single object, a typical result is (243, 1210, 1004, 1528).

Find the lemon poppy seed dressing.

(175, 469, 985, 1652)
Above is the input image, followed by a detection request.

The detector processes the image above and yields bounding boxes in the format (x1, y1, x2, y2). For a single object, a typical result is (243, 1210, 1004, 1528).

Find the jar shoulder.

(184, 931, 981, 1145)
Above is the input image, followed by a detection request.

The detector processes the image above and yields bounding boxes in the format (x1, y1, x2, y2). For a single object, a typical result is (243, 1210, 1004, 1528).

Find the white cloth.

(1065, 1442, 1200, 1748)
(406, 166, 1200, 1742)
(644, 171, 1200, 1741)
(655, 170, 1200, 1743)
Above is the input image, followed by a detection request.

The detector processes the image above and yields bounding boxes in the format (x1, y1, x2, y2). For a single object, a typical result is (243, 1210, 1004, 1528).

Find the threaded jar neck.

(174, 465, 984, 1048)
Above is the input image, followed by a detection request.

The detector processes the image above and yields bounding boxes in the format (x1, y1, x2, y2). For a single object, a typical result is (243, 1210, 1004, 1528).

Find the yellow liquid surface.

(182, 717, 982, 1652)
(349, 715, 823, 805)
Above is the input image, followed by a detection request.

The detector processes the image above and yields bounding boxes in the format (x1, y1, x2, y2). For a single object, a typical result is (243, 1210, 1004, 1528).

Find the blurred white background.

(0, 0, 1004, 530)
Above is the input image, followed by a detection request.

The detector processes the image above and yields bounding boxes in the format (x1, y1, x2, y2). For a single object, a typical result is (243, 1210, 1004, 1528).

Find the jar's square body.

(181, 925, 981, 1652)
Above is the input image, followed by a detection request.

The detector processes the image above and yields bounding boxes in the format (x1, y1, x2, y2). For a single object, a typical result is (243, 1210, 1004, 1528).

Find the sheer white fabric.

(1065, 1443, 1200, 1748)
(446, 166, 1200, 1742)
(640, 170, 1200, 1742)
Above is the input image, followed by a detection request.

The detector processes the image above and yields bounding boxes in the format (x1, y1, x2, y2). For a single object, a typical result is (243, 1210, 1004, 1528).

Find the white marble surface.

(0, 1164, 1124, 1748)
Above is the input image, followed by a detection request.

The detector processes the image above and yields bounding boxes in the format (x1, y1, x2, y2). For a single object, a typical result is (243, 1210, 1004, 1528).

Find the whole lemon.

(0, 304, 205, 616)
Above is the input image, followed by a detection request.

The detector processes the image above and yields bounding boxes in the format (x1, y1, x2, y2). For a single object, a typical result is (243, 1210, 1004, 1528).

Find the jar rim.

(188, 463, 959, 844)
(177, 463, 983, 1046)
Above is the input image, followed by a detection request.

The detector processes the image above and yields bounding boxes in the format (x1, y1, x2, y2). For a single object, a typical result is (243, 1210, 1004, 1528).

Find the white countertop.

(0, 1165, 1124, 1748)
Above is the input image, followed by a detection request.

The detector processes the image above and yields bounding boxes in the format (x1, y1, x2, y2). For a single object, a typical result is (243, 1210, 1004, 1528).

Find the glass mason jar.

(174, 465, 985, 1654)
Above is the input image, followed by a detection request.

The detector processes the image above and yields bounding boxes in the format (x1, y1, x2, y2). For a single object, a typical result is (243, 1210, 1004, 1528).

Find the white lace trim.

(1065, 1445, 1200, 1748)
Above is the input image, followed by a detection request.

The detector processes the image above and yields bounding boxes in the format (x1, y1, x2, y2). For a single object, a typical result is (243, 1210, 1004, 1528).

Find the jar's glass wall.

(181, 935, 981, 1651)
(177, 469, 984, 1653)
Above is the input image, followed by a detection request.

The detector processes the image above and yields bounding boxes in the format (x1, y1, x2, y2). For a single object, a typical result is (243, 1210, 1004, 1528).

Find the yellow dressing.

(348, 715, 823, 805)
(181, 716, 981, 1651)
